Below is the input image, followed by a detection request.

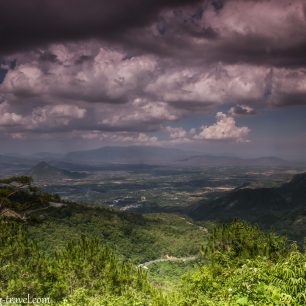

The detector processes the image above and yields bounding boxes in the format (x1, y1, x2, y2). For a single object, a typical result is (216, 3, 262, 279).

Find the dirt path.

(138, 217, 207, 269)
(23, 205, 50, 215)
(179, 216, 208, 232)
(138, 255, 198, 268)
(23, 202, 66, 215)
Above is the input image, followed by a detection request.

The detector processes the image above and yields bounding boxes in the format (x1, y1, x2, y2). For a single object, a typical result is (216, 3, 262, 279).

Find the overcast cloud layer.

(0, 0, 306, 156)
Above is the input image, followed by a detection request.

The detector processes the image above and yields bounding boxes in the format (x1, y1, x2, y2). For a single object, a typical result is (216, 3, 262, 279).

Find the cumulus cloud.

(163, 110, 251, 144)
(1, 46, 158, 104)
(146, 64, 268, 108)
(0, 47, 303, 142)
(30, 105, 86, 128)
(165, 126, 187, 139)
(164, 126, 192, 143)
(1, 0, 306, 147)
(0, 102, 25, 126)
(78, 131, 160, 146)
(229, 104, 256, 116)
(268, 68, 306, 106)
(194, 112, 250, 142)
(0, 103, 86, 131)
(101, 99, 179, 129)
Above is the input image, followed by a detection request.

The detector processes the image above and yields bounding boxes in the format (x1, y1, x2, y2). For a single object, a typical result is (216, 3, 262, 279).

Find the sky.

(0, 0, 306, 159)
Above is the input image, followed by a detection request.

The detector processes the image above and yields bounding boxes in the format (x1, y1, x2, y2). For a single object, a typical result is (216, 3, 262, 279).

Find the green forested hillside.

(0, 176, 207, 263)
(181, 220, 306, 305)
(28, 208, 206, 264)
(0, 219, 167, 305)
(0, 176, 305, 305)
(190, 172, 306, 242)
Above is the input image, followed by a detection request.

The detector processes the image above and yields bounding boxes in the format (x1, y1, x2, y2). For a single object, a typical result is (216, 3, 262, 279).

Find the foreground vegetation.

(0, 176, 305, 305)
(181, 221, 306, 305)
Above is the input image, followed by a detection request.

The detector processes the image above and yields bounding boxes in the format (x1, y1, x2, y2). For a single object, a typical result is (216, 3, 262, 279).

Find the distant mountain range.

(28, 161, 87, 181)
(0, 154, 34, 166)
(65, 146, 191, 164)
(189, 172, 306, 241)
(0, 155, 38, 174)
(64, 146, 298, 167)
(177, 155, 292, 167)
(0, 146, 304, 169)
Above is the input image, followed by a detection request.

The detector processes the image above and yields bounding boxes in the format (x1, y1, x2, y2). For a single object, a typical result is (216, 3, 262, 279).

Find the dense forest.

(0, 176, 305, 305)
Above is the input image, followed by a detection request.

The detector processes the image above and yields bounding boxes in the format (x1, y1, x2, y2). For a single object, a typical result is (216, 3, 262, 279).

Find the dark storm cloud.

(0, 59, 16, 83)
(209, 38, 306, 68)
(0, 0, 201, 55)
(211, 0, 225, 10)
(2, 0, 305, 69)
(75, 55, 94, 65)
(38, 51, 59, 64)
(167, 100, 215, 112)
(1, 0, 306, 146)
(272, 93, 306, 107)
(229, 105, 256, 116)
(0, 68, 8, 84)
(54, 91, 128, 105)
(101, 0, 306, 69)
(203, 0, 306, 68)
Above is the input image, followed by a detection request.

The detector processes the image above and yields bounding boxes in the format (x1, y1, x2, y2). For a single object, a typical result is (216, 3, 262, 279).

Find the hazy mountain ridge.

(191, 172, 306, 218)
(177, 155, 292, 167)
(190, 172, 306, 240)
(29, 161, 87, 181)
(0, 146, 302, 169)
(0, 154, 36, 166)
(63, 146, 298, 167)
(65, 146, 192, 164)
